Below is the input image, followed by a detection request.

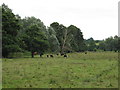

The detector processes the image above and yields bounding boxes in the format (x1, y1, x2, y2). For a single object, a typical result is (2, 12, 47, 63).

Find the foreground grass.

(2, 52, 118, 88)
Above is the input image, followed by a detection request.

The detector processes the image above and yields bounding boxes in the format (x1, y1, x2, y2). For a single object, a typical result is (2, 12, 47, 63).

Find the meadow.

(2, 52, 118, 88)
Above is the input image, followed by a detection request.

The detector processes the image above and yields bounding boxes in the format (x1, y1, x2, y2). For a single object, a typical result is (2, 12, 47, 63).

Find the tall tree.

(2, 4, 21, 57)
(50, 22, 67, 53)
(22, 25, 49, 58)
(85, 37, 96, 51)
(51, 23, 85, 53)
(67, 25, 85, 52)
(0, 6, 2, 58)
(47, 27, 60, 53)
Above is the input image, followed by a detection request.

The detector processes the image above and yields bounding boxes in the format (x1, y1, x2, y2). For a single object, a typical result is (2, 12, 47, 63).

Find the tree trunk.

(61, 29, 67, 53)
(31, 52, 34, 58)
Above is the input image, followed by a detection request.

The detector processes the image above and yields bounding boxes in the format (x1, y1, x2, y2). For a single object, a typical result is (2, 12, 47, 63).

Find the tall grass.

(2, 52, 118, 88)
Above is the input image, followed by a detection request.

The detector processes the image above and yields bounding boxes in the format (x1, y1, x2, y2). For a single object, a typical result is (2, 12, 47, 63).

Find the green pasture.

(2, 52, 118, 88)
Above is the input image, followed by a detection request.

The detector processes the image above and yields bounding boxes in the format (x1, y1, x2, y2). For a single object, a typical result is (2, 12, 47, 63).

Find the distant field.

(2, 52, 118, 88)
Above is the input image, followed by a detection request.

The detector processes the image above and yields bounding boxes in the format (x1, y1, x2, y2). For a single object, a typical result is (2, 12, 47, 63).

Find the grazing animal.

(85, 52, 87, 54)
(67, 51, 70, 53)
(50, 55, 53, 57)
(47, 55, 49, 57)
(61, 53, 64, 56)
(56, 54, 59, 55)
(39, 53, 43, 57)
(64, 54, 67, 58)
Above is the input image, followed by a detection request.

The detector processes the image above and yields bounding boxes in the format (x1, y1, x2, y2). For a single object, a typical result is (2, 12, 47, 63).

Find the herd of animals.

(33, 51, 87, 58)
(47, 53, 68, 58)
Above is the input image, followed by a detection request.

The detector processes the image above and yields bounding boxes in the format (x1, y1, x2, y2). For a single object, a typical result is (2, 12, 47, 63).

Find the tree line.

(1, 4, 120, 58)
(85, 36, 120, 52)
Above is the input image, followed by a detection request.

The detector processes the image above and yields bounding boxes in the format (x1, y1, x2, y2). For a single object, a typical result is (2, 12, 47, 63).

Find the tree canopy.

(2, 4, 21, 57)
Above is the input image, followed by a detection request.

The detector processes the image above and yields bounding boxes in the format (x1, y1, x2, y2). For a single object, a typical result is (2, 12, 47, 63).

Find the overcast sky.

(1, 0, 119, 40)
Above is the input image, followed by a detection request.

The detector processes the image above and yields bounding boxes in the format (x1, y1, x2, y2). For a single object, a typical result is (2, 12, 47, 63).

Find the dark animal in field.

(50, 55, 53, 57)
(56, 54, 59, 55)
(61, 53, 64, 56)
(39, 53, 43, 57)
(85, 52, 87, 54)
(114, 50, 117, 52)
(67, 51, 71, 53)
(47, 55, 49, 57)
(64, 54, 68, 58)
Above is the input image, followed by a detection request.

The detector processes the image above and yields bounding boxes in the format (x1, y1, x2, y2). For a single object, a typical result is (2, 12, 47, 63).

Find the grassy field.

(2, 52, 118, 88)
